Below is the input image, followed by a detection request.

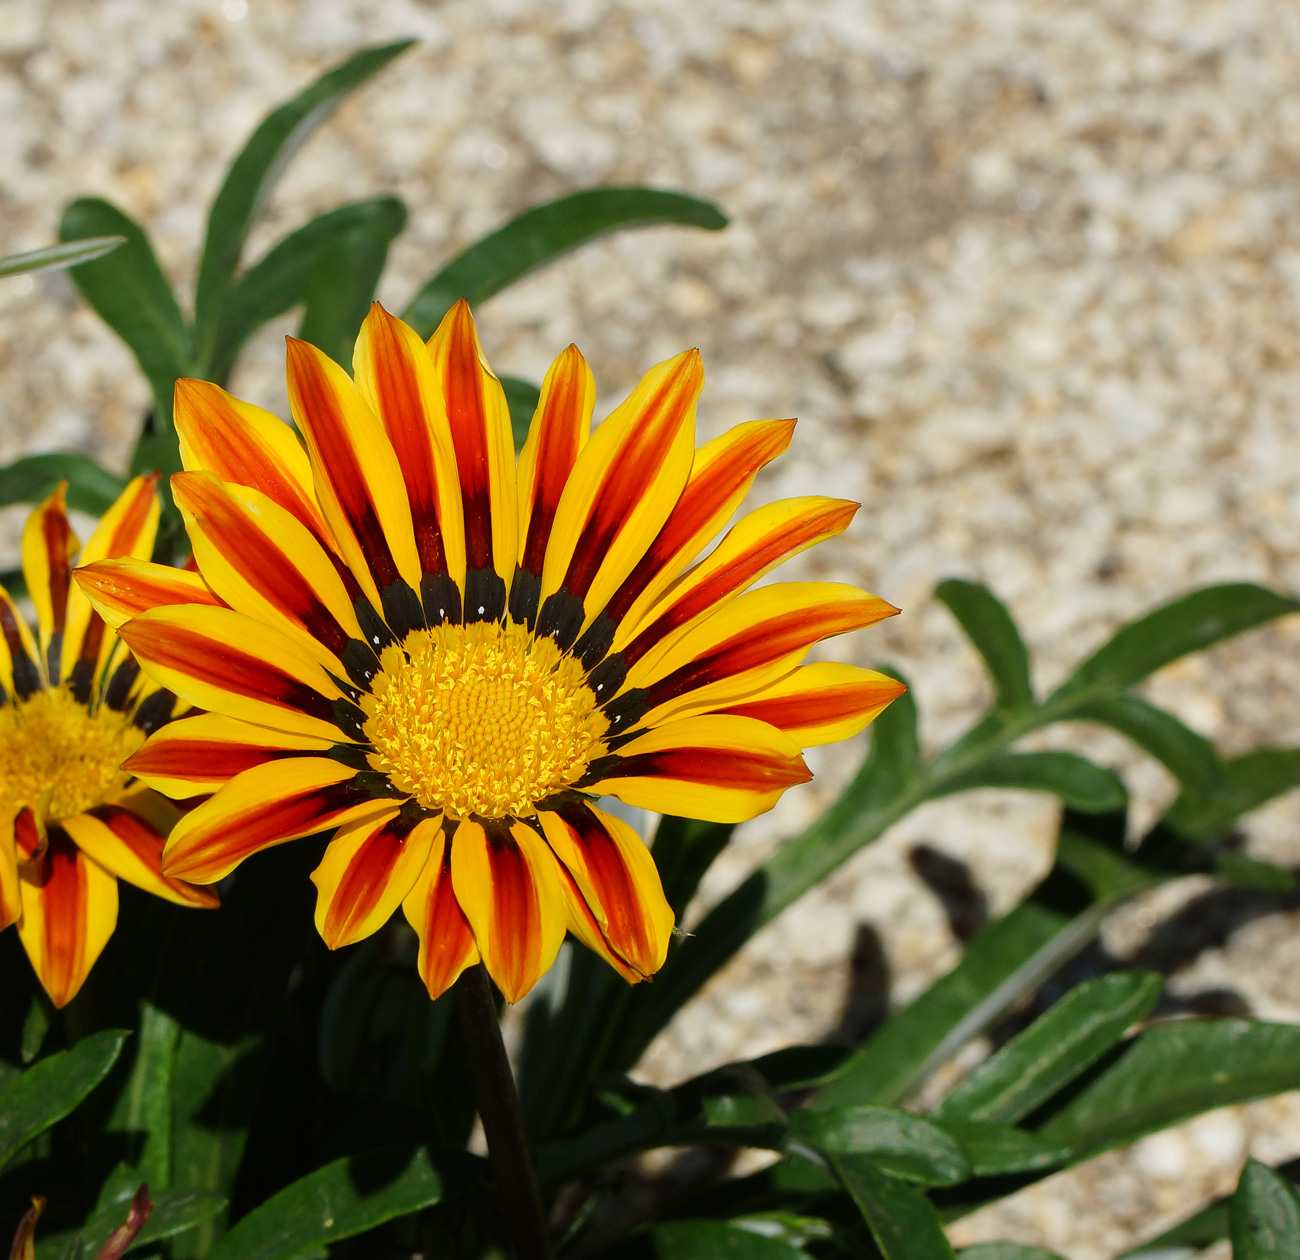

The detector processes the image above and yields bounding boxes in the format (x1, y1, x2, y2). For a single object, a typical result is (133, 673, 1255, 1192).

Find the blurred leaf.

(1049, 583, 1300, 701)
(639, 1219, 807, 1259)
(0, 1030, 129, 1171)
(788, 1105, 970, 1187)
(958, 1247, 1065, 1260)
(702, 1092, 786, 1128)
(935, 752, 1127, 814)
(650, 815, 736, 920)
(1118, 1200, 1230, 1254)
(1039, 1019, 1300, 1160)
(1165, 747, 1300, 844)
(858, 666, 919, 799)
(206, 197, 406, 381)
(935, 580, 1033, 713)
(1072, 693, 1227, 793)
(0, 453, 127, 516)
(206, 1145, 471, 1260)
(934, 1121, 1067, 1177)
(937, 972, 1161, 1126)
(403, 187, 728, 336)
(20, 994, 51, 1065)
(500, 375, 540, 452)
(59, 198, 192, 434)
(830, 1155, 957, 1259)
(39, 1190, 226, 1260)
(0, 236, 124, 278)
(1054, 830, 1155, 901)
(1232, 1159, 1300, 1258)
(193, 39, 415, 362)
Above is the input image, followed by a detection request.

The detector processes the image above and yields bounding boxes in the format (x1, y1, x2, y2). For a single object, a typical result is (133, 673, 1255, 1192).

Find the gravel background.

(4, 1, 1300, 1253)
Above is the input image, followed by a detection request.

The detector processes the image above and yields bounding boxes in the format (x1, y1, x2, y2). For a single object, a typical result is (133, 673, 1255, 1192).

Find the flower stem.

(454, 964, 551, 1260)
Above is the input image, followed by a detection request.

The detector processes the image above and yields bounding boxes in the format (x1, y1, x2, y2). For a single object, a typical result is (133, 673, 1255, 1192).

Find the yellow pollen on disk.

(361, 621, 608, 821)
(0, 687, 144, 821)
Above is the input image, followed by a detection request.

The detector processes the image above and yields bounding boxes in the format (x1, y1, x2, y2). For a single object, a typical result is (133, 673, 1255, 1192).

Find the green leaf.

(788, 1105, 970, 1186)
(640, 1219, 807, 1259)
(1050, 583, 1300, 700)
(0, 1029, 129, 1171)
(59, 198, 192, 431)
(934, 751, 1127, 814)
(935, 1121, 1067, 1177)
(0, 453, 126, 516)
(935, 580, 1033, 713)
(1071, 693, 1227, 792)
(20, 994, 51, 1065)
(1232, 1159, 1300, 1258)
(958, 1247, 1065, 1260)
(1165, 747, 1300, 844)
(206, 1145, 471, 1260)
(206, 197, 406, 381)
(830, 1155, 957, 1259)
(650, 815, 736, 920)
(0, 235, 124, 278)
(298, 201, 407, 368)
(936, 972, 1162, 1125)
(1039, 1019, 1300, 1160)
(402, 187, 728, 337)
(1118, 1199, 1229, 1253)
(38, 1190, 227, 1260)
(193, 39, 415, 362)
(500, 375, 540, 453)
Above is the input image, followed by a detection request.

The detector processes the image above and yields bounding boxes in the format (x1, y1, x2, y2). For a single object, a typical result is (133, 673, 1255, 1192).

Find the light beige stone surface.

(4, 1, 1300, 1253)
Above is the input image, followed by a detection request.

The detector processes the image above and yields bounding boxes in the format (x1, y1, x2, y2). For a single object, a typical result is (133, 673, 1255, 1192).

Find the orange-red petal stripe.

(22, 483, 77, 683)
(17, 828, 118, 1009)
(69, 807, 219, 908)
(402, 826, 480, 999)
(73, 559, 223, 629)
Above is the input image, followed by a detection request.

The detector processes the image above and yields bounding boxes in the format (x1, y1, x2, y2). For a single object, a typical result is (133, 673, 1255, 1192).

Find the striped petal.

(353, 304, 466, 609)
(427, 301, 518, 621)
(73, 558, 223, 630)
(538, 350, 701, 644)
(124, 711, 335, 798)
(22, 483, 78, 684)
(402, 826, 480, 1000)
(0, 581, 42, 702)
(616, 496, 860, 661)
(161, 758, 388, 884)
(538, 802, 673, 980)
(118, 605, 353, 742)
(0, 810, 19, 931)
(511, 344, 595, 625)
(286, 338, 424, 620)
(311, 808, 438, 948)
(623, 583, 900, 726)
(449, 819, 566, 1003)
(584, 714, 810, 823)
(175, 378, 332, 544)
(173, 470, 363, 664)
(579, 418, 796, 663)
(718, 663, 907, 746)
(17, 828, 117, 1008)
(62, 807, 218, 908)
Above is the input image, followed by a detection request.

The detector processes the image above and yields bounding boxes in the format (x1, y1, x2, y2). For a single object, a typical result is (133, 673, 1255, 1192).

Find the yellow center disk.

(361, 621, 608, 820)
(0, 687, 144, 821)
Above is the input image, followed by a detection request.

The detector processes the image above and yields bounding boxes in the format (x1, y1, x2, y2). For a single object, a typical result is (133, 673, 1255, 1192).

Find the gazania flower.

(0, 477, 216, 1007)
(76, 302, 903, 1003)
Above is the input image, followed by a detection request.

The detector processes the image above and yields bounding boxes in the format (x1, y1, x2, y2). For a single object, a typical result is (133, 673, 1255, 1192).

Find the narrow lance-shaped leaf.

(59, 198, 192, 433)
(935, 971, 1162, 1125)
(1038, 1018, 1300, 1161)
(787, 1105, 970, 1187)
(933, 751, 1127, 815)
(958, 1247, 1067, 1260)
(193, 39, 415, 362)
(500, 376, 540, 453)
(1231, 1159, 1300, 1259)
(0, 1030, 130, 1171)
(828, 1155, 957, 1260)
(204, 1146, 474, 1260)
(297, 202, 406, 369)
(936, 579, 1033, 713)
(1049, 583, 1300, 701)
(640, 1220, 808, 1259)
(0, 454, 126, 516)
(0, 236, 124, 278)
(205, 197, 406, 382)
(402, 187, 728, 336)
(1165, 746, 1300, 844)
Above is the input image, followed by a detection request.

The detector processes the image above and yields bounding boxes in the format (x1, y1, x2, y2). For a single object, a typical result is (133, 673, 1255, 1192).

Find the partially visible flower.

(77, 302, 903, 1003)
(0, 478, 215, 1007)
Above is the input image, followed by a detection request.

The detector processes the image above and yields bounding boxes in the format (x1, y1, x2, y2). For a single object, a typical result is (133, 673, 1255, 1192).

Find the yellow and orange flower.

(75, 302, 903, 1003)
(0, 477, 216, 1008)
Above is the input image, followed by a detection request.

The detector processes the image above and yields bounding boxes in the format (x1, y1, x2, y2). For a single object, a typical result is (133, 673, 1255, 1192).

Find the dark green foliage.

(1231, 1160, 1300, 1259)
